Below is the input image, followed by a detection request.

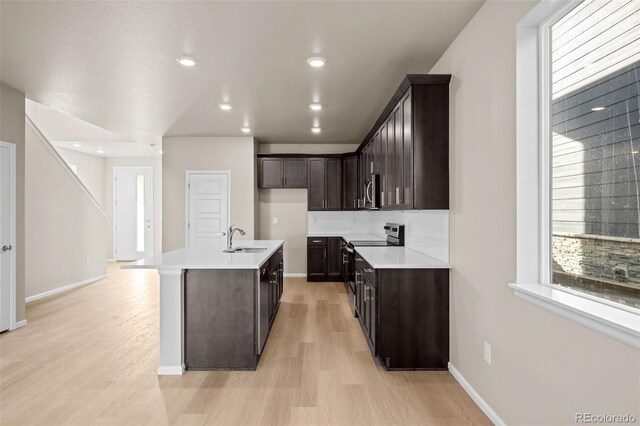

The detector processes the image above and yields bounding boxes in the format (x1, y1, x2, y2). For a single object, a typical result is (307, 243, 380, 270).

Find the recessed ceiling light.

(73, 142, 81, 147)
(219, 103, 232, 111)
(591, 106, 605, 111)
(159, 150, 164, 154)
(311, 127, 321, 134)
(309, 103, 323, 111)
(97, 148, 105, 154)
(241, 127, 251, 133)
(307, 57, 326, 68)
(177, 56, 197, 67)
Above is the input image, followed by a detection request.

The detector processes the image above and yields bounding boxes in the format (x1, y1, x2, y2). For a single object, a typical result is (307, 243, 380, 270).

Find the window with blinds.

(550, 0, 640, 307)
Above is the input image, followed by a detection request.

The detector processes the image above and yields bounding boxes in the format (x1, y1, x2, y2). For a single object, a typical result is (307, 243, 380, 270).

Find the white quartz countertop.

(121, 240, 284, 271)
(307, 232, 451, 269)
(355, 247, 451, 269)
(307, 232, 384, 243)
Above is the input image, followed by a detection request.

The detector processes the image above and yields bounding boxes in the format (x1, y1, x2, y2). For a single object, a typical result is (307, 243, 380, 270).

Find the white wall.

(308, 210, 450, 263)
(162, 136, 257, 251)
(25, 121, 107, 300)
(429, 1, 640, 423)
(56, 147, 105, 206)
(0, 83, 26, 322)
(103, 157, 162, 258)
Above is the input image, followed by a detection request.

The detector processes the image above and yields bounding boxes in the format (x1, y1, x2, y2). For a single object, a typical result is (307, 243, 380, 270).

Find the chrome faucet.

(227, 224, 246, 250)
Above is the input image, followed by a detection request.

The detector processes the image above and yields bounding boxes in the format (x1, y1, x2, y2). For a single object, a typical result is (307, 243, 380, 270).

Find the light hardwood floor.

(0, 263, 490, 426)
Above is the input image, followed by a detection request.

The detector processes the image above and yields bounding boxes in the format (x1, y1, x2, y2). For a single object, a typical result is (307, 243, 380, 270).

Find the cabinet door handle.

(324, 249, 326, 258)
(365, 268, 374, 273)
(396, 187, 400, 204)
(312, 240, 322, 243)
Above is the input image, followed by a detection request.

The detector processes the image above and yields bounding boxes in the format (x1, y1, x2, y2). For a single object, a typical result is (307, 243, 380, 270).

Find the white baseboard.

(13, 319, 27, 330)
(157, 365, 185, 376)
(25, 274, 107, 303)
(284, 273, 306, 278)
(448, 362, 505, 426)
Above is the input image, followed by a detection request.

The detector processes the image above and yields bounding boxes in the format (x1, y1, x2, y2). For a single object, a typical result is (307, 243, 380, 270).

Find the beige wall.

(25, 122, 107, 299)
(259, 189, 307, 274)
(0, 83, 26, 322)
(162, 136, 257, 251)
(103, 157, 163, 258)
(57, 147, 106, 205)
(258, 143, 358, 274)
(259, 143, 359, 155)
(430, 1, 640, 424)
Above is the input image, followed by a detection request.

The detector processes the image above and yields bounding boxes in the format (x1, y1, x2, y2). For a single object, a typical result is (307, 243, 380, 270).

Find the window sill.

(509, 283, 640, 349)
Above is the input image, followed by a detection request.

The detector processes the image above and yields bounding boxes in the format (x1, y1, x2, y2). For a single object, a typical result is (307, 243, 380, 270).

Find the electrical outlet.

(484, 342, 492, 365)
(272, 217, 278, 224)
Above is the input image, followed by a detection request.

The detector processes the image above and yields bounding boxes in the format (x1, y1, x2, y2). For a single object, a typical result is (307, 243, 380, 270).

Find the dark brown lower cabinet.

(354, 252, 449, 370)
(307, 237, 343, 282)
(184, 244, 284, 371)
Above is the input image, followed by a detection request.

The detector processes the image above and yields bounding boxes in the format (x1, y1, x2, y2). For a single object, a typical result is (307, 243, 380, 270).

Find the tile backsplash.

(308, 210, 449, 263)
(307, 211, 371, 234)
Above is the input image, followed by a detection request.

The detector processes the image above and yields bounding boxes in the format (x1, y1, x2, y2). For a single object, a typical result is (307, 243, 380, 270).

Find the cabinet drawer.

(355, 253, 376, 284)
(307, 237, 327, 246)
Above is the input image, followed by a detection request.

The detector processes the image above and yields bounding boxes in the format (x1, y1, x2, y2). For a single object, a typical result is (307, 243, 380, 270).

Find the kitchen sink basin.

(224, 247, 268, 254)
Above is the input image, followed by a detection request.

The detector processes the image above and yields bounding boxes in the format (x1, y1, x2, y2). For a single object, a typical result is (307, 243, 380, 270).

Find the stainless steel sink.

(224, 247, 268, 254)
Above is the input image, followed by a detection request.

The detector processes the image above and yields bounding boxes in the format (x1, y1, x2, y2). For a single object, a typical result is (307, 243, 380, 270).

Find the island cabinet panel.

(184, 269, 257, 370)
(258, 265, 270, 354)
(283, 158, 307, 188)
(258, 158, 283, 188)
(376, 268, 449, 370)
(184, 244, 284, 371)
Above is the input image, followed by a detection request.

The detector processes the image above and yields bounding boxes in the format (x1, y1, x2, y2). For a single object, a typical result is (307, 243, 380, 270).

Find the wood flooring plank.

(0, 264, 490, 426)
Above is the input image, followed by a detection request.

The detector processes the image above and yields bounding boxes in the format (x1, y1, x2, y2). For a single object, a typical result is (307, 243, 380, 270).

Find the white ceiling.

(1, 1, 483, 154)
(26, 99, 160, 157)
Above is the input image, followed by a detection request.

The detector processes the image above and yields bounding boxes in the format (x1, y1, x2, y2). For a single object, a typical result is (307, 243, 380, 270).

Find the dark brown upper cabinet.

(360, 75, 450, 210)
(258, 158, 283, 188)
(307, 158, 325, 210)
(308, 157, 342, 211)
(342, 155, 358, 211)
(257, 74, 450, 210)
(283, 158, 307, 188)
(258, 157, 307, 188)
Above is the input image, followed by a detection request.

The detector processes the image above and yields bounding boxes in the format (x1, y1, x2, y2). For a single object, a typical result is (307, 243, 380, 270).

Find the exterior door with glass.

(114, 167, 153, 260)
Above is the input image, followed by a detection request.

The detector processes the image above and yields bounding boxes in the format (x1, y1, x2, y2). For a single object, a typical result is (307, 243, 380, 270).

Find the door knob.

(2, 245, 12, 252)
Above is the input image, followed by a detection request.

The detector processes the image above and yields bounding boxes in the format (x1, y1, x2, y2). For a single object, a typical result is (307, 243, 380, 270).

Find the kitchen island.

(123, 240, 284, 375)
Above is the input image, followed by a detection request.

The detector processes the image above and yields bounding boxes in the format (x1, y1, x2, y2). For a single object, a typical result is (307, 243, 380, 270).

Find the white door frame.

(0, 141, 16, 331)
(112, 166, 154, 260)
(185, 171, 231, 248)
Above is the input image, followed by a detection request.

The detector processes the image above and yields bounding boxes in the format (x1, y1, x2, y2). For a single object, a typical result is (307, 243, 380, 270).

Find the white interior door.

(0, 142, 16, 332)
(187, 172, 229, 250)
(114, 167, 153, 260)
